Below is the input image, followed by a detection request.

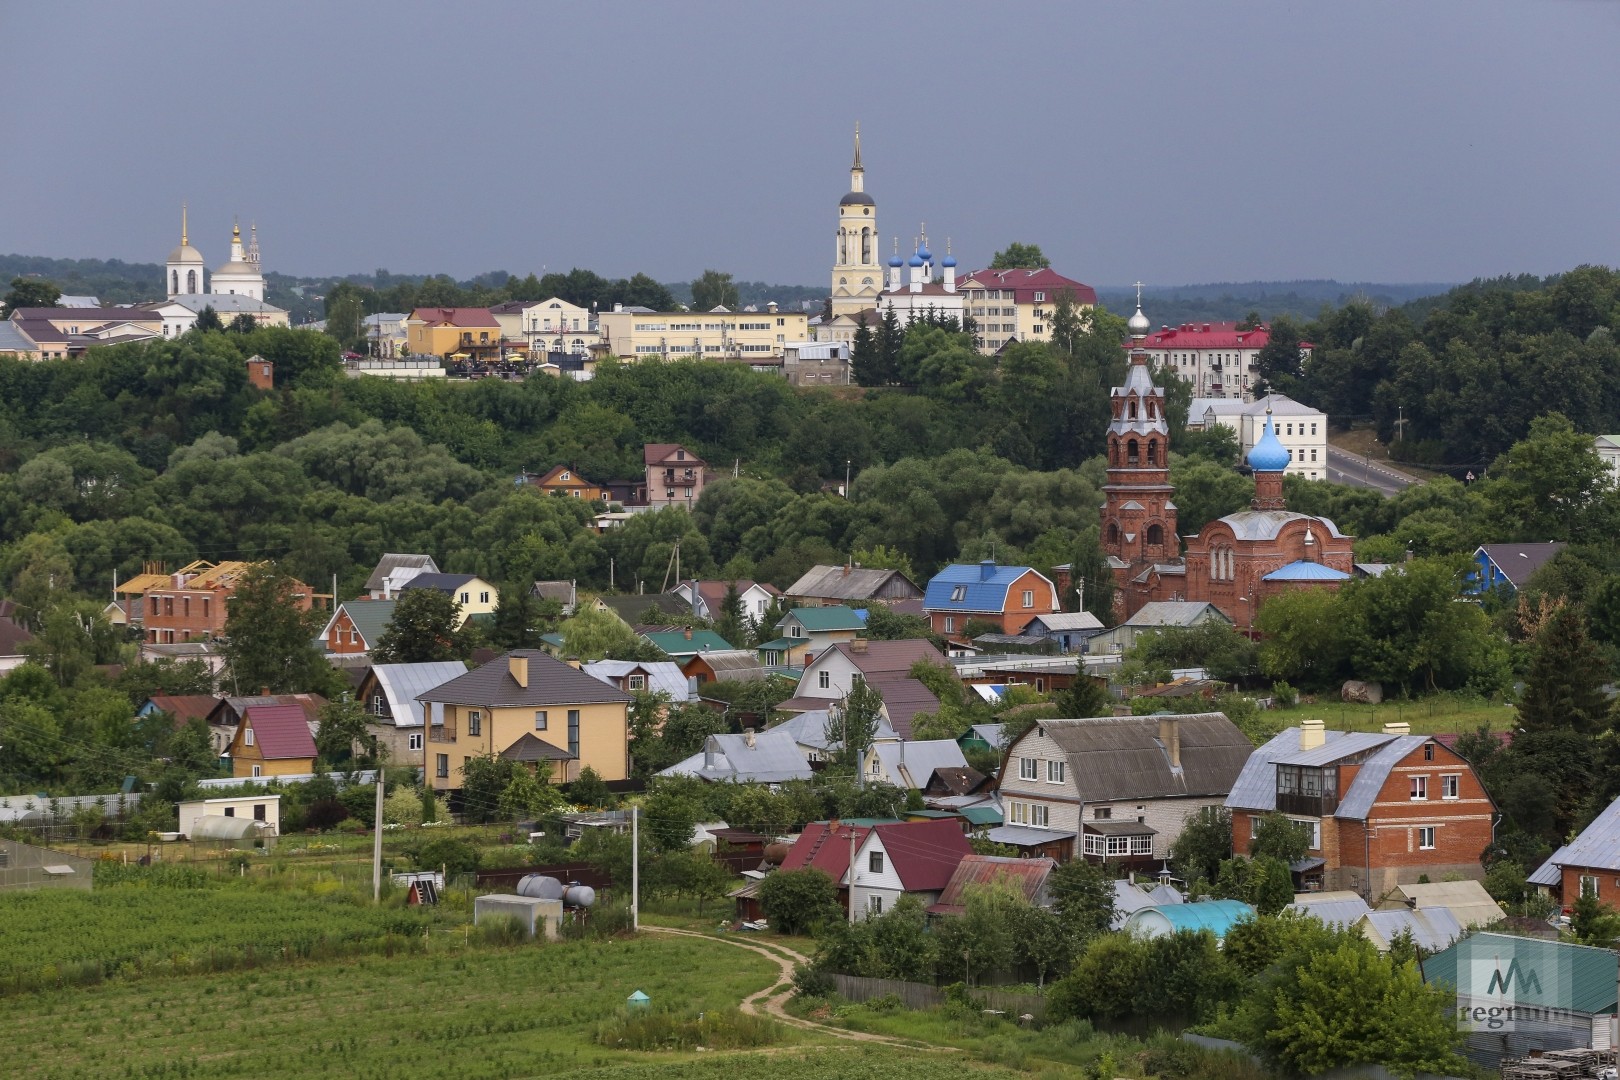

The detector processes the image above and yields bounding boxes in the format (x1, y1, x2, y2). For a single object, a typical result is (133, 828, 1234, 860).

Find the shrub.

(304, 798, 349, 832)
(594, 1008, 780, 1052)
(758, 867, 841, 934)
(414, 836, 481, 877)
(792, 962, 835, 998)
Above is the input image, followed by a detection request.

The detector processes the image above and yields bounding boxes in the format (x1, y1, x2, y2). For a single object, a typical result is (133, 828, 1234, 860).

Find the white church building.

(147, 206, 288, 336)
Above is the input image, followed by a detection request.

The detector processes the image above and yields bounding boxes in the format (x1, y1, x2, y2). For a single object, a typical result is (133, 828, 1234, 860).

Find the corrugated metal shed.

(1423, 933, 1620, 1015)
(1358, 907, 1463, 953)
(985, 824, 1076, 847)
(1382, 880, 1506, 928)
(1290, 890, 1371, 929)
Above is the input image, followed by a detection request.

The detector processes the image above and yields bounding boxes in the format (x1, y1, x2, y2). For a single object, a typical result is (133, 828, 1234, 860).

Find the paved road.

(1325, 445, 1422, 496)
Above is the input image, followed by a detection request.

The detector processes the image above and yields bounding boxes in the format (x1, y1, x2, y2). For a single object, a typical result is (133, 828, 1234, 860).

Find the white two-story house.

(994, 713, 1253, 864)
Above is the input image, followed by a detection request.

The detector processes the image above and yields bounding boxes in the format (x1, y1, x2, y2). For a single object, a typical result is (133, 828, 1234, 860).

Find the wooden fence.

(830, 973, 1048, 1021)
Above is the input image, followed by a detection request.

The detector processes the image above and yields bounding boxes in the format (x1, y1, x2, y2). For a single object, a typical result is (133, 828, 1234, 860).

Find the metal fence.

(829, 973, 1048, 1020)
(0, 839, 95, 892)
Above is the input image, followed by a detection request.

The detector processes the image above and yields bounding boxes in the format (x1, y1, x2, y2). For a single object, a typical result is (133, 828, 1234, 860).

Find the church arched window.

(1147, 439, 1158, 466)
(1147, 523, 1164, 547)
(1128, 399, 1138, 419)
(171, 270, 178, 294)
(1107, 522, 1120, 547)
(1147, 399, 1157, 419)
(861, 228, 872, 264)
(187, 269, 197, 293)
(838, 230, 848, 265)
(1127, 439, 1139, 466)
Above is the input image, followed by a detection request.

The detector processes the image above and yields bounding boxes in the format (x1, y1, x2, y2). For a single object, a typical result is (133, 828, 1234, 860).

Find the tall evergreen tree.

(876, 305, 904, 385)
(714, 582, 747, 649)
(850, 312, 881, 386)
(1063, 527, 1116, 627)
(1518, 602, 1608, 734)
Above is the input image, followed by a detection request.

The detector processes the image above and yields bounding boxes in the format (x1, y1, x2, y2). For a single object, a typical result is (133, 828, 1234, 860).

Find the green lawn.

(1281, 694, 1514, 737)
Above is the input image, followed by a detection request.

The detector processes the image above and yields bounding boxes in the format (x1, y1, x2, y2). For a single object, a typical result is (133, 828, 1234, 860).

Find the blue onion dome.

(889, 253, 904, 268)
(941, 253, 957, 267)
(908, 254, 924, 267)
(916, 243, 932, 261)
(1247, 414, 1291, 472)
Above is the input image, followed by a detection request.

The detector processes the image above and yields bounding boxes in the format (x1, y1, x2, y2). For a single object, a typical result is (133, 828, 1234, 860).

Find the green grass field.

(1282, 693, 1514, 737)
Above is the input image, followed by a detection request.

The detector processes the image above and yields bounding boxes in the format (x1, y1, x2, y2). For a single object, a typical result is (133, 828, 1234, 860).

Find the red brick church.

(1100, 306, 1355, 628)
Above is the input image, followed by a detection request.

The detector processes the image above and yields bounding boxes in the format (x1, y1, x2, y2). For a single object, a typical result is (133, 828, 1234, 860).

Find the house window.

(789, 624, 803, 638)
(1410, 775, 1428, 800)
(819, 671, 831, 689)
(460, 592, 470, 604)
(224, 806, 235, 817)
(568, 710, 580, 756)
(1423, 742, 1434, 760)
(1031, 804, 1049, 827)
(1417, 827, 1436, 850)
(869, 851, 884, 874)
(1019, 758, 1039, 781)
(1023, 590, 1034, 608)
(1093, 806, 1111, 819)
(408, 732, 423, 751)
(1034, 292, 1045, 302)
(868, 895, 883, 915)
(944, 617, 956, 633)
(628, 675, 645, 690)
(480, 591, 490, 604)
(253, 804, 266, 822)
(371, 694, 387, 716)
(251, 765, 261, 777)
(1107, 834, 1132, 856)
(950, 585, 966, 602)
(244, 728, 255, 747)
(1581, 874, 1600, 898)
(1442, 774, 1460, 800)
(1292, 818, 1321, 850)
(1084, 834, 1106, 856)
(1008, 801, 1028, 825)
(436, 754, 449, 778)
(468, 711, 482, 737)
(1047, 760, 1065, 784)
(535, 711, 548, 731)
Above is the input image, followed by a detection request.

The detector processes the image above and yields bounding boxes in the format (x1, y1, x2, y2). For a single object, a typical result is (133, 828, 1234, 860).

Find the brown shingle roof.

(418, 650, 632, 708)
(643, 443, 706, 466)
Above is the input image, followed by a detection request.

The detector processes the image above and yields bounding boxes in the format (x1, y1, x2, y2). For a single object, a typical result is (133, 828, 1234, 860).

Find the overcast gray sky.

(4, 0, 1616, 287)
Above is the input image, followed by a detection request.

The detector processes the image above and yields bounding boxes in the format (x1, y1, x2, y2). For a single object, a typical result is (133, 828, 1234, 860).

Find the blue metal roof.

(924, 562, 1042, 614)
(1262, 560, 1351, 582)
(1124, 899, 1253, 939)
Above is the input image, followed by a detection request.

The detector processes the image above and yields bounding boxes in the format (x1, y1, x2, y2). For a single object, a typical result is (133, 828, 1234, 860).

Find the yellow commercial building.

(419, 651, 632, 791)
(597, 304, 806, 361)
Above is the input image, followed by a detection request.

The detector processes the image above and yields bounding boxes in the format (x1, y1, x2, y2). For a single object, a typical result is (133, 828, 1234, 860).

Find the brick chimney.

(744, 728, 756, 748)
(683, 628, 693, 641)
(850, 639, 868, 655)
(509, 653, 529, 687)
(1299, 717, 1325, 751)
(1157, 714, 1181, 770)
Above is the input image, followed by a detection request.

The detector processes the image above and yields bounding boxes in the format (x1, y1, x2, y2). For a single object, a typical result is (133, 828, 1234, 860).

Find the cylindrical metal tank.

(515, 874, 564, 900)
(563, 884, 596, 908)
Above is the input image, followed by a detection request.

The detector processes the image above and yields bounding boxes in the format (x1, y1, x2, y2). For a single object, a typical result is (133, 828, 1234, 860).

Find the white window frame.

(1410, 775, 1428, 801)
(628, 675, 645, 690)
(535, 711, 548, 731)
(1031, 804, 1049, 827)
(1018, 757, 1039, 781)
(867, 894, 883, 915)
(1047, 759, 1065, 784)
(1581, 874, 1600, 898)
(1023, 589, 1034, 608)
(1441, 774, 1460, 800)
(950, 585, 966, 602)
(868, 851, 884, 874)
(944, 616, 955, 633)
(818, 670, 831, 689)
(1417, 827, 1436, 850)
(251, 765, 261, 777)
(408, 732, 423, 752)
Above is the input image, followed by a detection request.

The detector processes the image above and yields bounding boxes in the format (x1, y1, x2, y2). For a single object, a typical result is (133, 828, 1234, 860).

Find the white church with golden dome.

(152, 205, 286, 335)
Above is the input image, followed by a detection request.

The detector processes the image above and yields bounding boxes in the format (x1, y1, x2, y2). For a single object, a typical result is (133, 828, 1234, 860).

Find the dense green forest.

(1096, 279, 1454, 327)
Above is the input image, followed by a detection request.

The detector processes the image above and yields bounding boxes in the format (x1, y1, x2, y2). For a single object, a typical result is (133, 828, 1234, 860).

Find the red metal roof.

(1131, 322, 1309, 351)
(241, 703, 317, 761)
(928, 854, 1055, 915)
(781, 822, 872, 881)
(954, 268, 1097, 306)
(868, 819, 973, 892)
(148, 694, 219, 725)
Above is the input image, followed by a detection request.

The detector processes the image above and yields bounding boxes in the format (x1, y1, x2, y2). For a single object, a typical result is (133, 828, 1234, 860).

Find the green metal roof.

(960, 805, 1004, 825)
(783, 606, 864, 633)
(337, 599, 397, 647)
(641, 630, 734, 655)
(907, 810, 959, 820)
(1422, 932, 1619, 1014)
(756, 637, 795, 653)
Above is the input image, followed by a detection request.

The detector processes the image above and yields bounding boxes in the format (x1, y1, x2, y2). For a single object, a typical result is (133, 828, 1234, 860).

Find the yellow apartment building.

(597, 303, 806, 361)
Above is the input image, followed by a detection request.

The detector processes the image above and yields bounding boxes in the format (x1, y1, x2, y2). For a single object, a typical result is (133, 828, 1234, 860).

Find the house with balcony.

(923, 561, 1059, 638)
(405, 307, 502, 362)
(1226, 719, 1495, 895)
(643, 444, 708, 510)
(417, 650, 632, 790)
(992, 713, 1252, 864)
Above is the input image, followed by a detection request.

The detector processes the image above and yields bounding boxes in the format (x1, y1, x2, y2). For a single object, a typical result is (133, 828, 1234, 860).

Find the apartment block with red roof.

(955, 267, 1097, 355)
(644, 444, 708, 510)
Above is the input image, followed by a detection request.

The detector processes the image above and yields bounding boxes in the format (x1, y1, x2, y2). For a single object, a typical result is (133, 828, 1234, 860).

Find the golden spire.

(233, 219, 241, 241)
(852, 121, 862, 171)
(181, 203, 189, 245)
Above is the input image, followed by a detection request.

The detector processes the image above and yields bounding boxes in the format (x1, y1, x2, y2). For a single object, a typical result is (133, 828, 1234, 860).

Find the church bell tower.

(830, 123, 881, 318)
(1102, 291, 1179, 567)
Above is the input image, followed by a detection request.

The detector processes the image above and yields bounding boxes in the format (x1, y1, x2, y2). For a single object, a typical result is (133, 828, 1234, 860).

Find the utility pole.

(844, 459, 851, 497)
(371, 767, 384, 903)
(631, 805, 640, 932)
